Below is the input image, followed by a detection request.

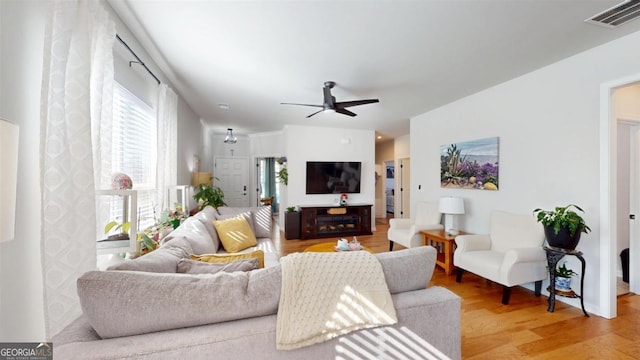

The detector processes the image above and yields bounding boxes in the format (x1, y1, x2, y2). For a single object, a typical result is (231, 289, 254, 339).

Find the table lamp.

(439, 196, 465, 236)
(192, 172, 213, 187)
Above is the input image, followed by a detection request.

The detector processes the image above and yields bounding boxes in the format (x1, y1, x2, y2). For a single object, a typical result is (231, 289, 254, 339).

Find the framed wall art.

(440, 137, 499, 190)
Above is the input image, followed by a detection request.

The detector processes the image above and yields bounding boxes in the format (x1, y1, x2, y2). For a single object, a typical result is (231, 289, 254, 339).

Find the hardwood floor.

(274, 220, 640, 359)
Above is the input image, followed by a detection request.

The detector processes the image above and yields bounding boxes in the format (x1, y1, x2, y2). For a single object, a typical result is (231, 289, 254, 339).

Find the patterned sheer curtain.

(156, 84, 178, 211)
(39, 0, 115, 338)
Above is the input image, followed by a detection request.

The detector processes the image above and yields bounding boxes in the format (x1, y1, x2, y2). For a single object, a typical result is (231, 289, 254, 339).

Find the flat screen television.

(306, 161, 362, 194)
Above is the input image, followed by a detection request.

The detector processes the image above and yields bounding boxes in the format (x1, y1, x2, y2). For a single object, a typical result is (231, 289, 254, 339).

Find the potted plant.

(104, 220, 131, 241)
(554, 262, 577, 292)
(285, 205, 300, 239)
(137, 232, 158, 255)
(193, 181, 226, 210)
(533, 204, 591, 250)
(277, 167, 288, 186)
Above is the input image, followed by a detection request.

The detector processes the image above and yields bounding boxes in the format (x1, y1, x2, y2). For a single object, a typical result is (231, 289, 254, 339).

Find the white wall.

(283, 125, 375, 228)
(0, 0, 204, 340)
(0, 0, 47, 342)
(410, 29, 640, 316)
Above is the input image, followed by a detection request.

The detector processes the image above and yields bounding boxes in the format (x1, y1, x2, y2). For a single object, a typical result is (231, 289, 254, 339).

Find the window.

(109, 81, 157, 231)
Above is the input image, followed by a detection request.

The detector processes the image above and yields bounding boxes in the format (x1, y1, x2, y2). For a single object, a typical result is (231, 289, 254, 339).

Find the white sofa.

(454, 210, 547, 304)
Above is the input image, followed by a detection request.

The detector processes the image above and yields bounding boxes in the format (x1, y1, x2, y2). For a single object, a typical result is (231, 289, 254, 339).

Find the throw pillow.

(213, 216, 257, 253)
(177, 258, 259, 274)
(191, 250, 265, 268)
(216, 208, 256, 234)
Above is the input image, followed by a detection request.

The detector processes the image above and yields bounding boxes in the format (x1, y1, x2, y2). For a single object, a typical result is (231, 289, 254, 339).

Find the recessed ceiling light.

(377, 135, 382, 139)
(218, 103, 230, 110)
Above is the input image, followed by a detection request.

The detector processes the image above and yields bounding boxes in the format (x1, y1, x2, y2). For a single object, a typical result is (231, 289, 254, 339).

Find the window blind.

(111, 82, 157, 230)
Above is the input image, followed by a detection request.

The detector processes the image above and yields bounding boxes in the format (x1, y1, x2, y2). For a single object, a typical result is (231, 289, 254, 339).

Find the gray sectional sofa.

(52, 206, 461, 359)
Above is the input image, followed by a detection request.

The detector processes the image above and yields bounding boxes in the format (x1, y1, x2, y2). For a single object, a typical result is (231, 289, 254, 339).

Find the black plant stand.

(544, 246, 589, 317)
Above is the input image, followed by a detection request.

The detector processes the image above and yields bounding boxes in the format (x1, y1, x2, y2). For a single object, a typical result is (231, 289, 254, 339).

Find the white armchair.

(388, 202, 443, 251)
(454, 210, 546, 304)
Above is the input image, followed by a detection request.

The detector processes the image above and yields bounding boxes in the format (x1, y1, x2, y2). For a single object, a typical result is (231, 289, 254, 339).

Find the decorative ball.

(111, 173, 133, 190)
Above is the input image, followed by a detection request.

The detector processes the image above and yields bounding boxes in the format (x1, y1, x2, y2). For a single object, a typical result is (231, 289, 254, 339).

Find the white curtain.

(156, 84, 178, 210)
(40, 0, 115, 338)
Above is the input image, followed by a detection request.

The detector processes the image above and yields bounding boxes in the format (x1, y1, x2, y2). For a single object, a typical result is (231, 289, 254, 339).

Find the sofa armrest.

(454, 234, 491, 253)
(389, 218, 413, 230)
(501, 247, 546, 269)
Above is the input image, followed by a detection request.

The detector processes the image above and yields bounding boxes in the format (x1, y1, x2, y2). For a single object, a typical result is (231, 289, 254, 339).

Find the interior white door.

(215, 157, 250, 207)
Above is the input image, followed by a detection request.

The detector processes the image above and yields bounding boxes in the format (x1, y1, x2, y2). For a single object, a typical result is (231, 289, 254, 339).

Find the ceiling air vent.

(586, 0, 640, 28)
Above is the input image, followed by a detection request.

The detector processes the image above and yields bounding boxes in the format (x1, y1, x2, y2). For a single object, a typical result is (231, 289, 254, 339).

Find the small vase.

(555, 277, 572, 292)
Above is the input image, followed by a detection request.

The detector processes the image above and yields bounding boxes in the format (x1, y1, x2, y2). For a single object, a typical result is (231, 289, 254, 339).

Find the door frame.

(600, 72, 640, 318)
(398, 157, 410, 219)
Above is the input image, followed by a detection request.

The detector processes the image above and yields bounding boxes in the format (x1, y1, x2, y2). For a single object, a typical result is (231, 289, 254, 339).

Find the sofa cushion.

(77, 247, 432, 340)
(214, 216, 257, 252)
(107, 238, 193, 273)
(215, 209, 255, 235)
(216, 206, 272, 239)
(374, 246, 436, 294)
(161, 216, 216, 255)
(77, 265, 282, 339)
(176, 258, 259, 274)
(191, 205, 220, 251)
(191, 250, 265, 269)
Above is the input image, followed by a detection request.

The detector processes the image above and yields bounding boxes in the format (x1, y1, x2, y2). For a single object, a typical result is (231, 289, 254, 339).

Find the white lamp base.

(444, 214, 458, 236)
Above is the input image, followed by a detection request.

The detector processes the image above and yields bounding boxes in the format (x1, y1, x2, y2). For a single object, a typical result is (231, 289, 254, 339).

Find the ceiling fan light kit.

(281, 81, 379, 118)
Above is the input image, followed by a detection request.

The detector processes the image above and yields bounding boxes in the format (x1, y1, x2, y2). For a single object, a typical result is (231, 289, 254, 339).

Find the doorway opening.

(256, 157, 283, 213)
(385, 161, 395, 220)
(601, 74, 640, 319)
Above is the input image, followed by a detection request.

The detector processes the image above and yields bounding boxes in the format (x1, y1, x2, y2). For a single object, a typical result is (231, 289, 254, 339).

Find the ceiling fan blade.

(281, 102, 323, 108)
(335, 99, 380, 109)
(306, 109, 325, 118)
(336, 108, 357, 117)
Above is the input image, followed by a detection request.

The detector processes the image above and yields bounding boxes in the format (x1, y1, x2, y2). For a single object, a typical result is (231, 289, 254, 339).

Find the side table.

(544, 245, 589, 317)
(422, 229, 470, 275)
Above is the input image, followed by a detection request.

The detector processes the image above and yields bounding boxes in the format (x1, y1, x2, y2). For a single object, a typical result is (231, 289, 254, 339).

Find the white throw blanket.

(276, 251, 397, 350)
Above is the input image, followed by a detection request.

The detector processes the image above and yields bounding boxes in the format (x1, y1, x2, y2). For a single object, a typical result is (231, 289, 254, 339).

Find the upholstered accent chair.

(454, 210, 546, 304)
(388, 202, 443, 251)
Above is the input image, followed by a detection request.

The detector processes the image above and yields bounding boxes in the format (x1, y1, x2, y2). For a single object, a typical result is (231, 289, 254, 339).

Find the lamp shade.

(192, 172, 212, 187)
(0, 119, 19, 243)
(438, 197, 465, 215)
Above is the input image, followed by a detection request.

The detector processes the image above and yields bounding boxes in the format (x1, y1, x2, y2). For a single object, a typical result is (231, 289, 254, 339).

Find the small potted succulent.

(554, 262, 578, 292)
(533, 204, 591, 250)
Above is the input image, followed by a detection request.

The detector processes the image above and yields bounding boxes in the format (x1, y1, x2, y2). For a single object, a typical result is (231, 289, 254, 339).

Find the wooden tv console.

(299, 204, 372, 240)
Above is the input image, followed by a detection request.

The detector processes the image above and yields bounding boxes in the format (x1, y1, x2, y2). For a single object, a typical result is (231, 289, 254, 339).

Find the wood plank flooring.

(274, 219, 640, 359)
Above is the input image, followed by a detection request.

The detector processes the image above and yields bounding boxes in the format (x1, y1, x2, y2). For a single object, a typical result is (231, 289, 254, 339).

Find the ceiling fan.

(281, 81, 379, 118)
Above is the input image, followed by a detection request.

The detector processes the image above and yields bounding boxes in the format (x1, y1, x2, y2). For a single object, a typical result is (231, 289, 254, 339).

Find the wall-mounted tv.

(306, 161, 362, 194)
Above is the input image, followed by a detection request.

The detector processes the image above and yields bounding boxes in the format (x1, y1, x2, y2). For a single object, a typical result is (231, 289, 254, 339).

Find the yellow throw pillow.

(213, 216, 258, 253)
(191, 250, 265, 268)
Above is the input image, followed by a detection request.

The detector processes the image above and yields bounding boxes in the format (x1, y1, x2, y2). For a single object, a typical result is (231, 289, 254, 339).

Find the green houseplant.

(277, 167, 288, 186)
(554, 262, 577, 292)
(104, 220, 131, 241)
(533, 204, 591, 250)
(193, 181, 226, 210)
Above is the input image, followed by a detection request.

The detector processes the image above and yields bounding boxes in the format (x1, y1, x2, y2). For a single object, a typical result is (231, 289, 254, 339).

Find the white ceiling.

(108, 0, 640, 141)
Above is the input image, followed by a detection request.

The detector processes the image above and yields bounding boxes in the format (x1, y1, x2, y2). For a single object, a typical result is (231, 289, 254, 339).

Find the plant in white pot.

(554, 262, 578, 292)
(533, 204, 591, 250)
